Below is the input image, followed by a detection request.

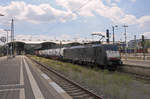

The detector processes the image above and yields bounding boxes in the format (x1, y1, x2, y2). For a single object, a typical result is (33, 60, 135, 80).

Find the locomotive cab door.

(94, 46, 106, 66)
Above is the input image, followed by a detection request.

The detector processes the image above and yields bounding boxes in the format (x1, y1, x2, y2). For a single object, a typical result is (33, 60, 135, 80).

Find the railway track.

(27, 56, 104, 99)
(117, 64, 150, 81)
(117, 69, 150, 81)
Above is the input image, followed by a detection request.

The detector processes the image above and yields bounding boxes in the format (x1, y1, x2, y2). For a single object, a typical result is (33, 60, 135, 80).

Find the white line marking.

(41, 73, 50, 80)
(49, 82, 65, 93)
(20, 56, 24, 85)
(0, 88, 23, 92)
(23, 57, 45, 99)
(28, 57, 72, 98)
(20, 88, 25, 99)
(20, 56, 25, 99)
(0, 84, 23, 87)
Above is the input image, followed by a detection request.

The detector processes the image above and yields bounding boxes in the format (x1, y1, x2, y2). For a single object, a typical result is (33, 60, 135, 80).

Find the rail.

(27, 56, 104, 99)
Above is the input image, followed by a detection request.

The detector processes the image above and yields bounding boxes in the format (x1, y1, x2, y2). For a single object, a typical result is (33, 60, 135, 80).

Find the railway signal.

(142, 35, 145, 42)
(141, 35, 145, 48)
(106, 29, 109, 43)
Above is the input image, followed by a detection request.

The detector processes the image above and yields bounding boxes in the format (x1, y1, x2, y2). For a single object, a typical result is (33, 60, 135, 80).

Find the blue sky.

(0, 0, 150, 43)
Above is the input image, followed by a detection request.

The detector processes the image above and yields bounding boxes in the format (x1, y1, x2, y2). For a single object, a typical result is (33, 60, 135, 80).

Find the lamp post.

(4, 29, 10, 58)
(123, 25, 128, 60)
(112, 25, 118, 44)
(0, 13, 5, 56)
(10, 18, 15, 57)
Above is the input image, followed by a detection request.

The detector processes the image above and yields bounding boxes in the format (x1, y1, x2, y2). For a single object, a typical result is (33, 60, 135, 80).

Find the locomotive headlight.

(106, 50, 120, 60)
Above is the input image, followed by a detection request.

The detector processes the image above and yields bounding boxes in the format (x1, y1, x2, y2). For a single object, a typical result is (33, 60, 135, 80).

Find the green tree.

(145, 40, 150, 48)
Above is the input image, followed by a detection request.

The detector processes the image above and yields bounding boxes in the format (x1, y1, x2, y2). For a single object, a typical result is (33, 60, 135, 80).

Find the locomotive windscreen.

(103, 45, 118, 51)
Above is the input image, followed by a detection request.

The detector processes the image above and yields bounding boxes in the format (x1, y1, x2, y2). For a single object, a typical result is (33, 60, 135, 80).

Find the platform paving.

(0, 55, 67, 99)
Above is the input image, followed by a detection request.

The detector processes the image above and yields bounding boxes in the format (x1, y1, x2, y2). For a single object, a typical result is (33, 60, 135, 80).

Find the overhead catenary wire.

(1, 1, 94, 42)
(45, 0, 94, 43)
(48, 0, 94, 31)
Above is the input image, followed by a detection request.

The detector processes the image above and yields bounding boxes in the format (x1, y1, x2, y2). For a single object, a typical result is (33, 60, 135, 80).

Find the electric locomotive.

(63, 44, 122, 68)
(37, 44, 122, 69)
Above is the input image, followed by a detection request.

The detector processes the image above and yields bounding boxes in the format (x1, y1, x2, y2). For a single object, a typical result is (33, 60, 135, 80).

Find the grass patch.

(30, 55, 150, 99)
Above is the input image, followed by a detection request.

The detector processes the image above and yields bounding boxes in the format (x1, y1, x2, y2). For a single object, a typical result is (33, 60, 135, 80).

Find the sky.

(0, 0, 150, 43)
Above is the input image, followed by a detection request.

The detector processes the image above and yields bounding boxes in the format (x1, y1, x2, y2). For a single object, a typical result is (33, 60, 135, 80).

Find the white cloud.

(138, 16, 150, 28)
(56, 0, 150, 29)
(55, 0, 96, 17)
(55, 0, 134, 24)
(143, 32, 150, 38)
(0, 29, 10, 38)
(120, 15, 138, 25)
(0, 0, 149, 31)
(96, 6, 124, 22)
(114, 0, 120, 3)
(105, 0, 111, 4)
(0, 1, 76, 24)
(130, 0, 136, 3)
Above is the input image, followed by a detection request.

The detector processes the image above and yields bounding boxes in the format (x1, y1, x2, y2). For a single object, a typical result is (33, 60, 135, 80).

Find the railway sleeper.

(29, 57, 103, 99)
(86, 97, 96, 99)
(61, 84, 76, 88)
(59, 85, 76, 89)
(51, 77, 68, 83)
(49, 77, 66, 83)
(64, 89, 82, 92)
(68, 91, 88, 96)
(62, 86, 78, 90)
(54, 81, 73, 85)
(53, 80, 68, 85)
(55, 81, 72, 85)
(61, 85, 77, 89)
(70, 93, 91, 99)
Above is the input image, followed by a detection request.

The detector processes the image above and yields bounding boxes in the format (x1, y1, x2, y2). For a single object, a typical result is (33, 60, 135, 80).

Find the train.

(35, 44, 123, 69)
(120, 48, 148, 53)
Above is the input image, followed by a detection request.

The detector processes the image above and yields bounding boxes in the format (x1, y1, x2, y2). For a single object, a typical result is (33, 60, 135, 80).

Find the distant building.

(128, 39, 150, 48)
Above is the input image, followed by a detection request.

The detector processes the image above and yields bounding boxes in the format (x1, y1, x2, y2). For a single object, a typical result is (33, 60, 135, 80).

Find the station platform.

(0, 55, 71, 99)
